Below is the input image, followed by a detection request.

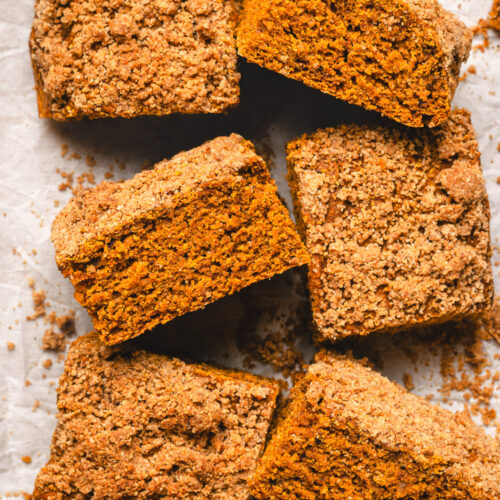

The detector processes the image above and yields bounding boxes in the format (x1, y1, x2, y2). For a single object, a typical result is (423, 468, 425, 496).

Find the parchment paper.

(1, 0, 499, 495)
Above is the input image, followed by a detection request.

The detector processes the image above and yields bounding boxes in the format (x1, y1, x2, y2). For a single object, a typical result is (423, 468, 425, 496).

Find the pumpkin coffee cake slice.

(33, 333, 281, 499)
(237, 0, 472, 127)
(30, 0, 240, 120)
(251, 352, 500, 499)
(287, 109, 493, 343)
(52, 134, 309, 345)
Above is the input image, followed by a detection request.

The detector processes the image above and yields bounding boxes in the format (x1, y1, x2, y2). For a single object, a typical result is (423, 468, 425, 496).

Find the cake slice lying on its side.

(30, 0, 240, 120)
(251, 352, 500, 499)
(237, 0, 472, 127)
(287, 109, 492, 343)
(52, 134, 309, 345)
(33, 333, 281, 499)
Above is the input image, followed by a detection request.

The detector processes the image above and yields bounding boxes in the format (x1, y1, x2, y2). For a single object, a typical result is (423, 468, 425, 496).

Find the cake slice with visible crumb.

(251, 352, 500, 499)
(33, 332, 281, 499)
(52, 134, 309, 345)
(30, 0, 240, 120)
(490, 0, 500, 31)
(237, 0, 471, 127)
(287, 109, 492, 343)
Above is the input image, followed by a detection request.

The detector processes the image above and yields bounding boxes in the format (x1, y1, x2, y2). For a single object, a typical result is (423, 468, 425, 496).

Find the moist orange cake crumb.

(250, 352, 500, 499)
(490, 0, 500, 31)
(30, 0, 240, 120)
(237, 0, 472, 127)
(287, 109, 492, 342)
(32, 332, 280, 499)
(52, 134, 309, 345)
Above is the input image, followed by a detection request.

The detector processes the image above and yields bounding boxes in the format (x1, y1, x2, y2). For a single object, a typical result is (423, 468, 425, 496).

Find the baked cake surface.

(237, 0, 471, 127)
(287, 110, 492, 342)
(33, 332, 280, 499)
(30, 0, 240, 120)
(52, 134, 309, 345)
(250, 352, 500, 499)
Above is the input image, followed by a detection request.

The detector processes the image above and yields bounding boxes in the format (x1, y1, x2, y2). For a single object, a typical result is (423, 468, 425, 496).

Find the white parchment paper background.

(1, 0, 499, 495)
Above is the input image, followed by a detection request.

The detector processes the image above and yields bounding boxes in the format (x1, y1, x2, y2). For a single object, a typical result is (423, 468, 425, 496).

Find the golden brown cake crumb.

(21, 456, 32, 465)
(42, 329, 65, 352)
(490, 0, 500, 31)
(6, 341, 15, 351)
(41, 359, 52, 370)
(26, 288, 46, 321)
(251, 353, 500, 499)
(32, 333, 280, 499)
(52, 134, 309, 345)
(237, 0, 471, 127)
(30, 0, 240, 120)
(287, 109, 493, 342)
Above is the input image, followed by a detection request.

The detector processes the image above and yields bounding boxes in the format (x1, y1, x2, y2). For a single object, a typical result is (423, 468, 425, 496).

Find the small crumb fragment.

(7, 341, 15, 351)
(86, 154, 96, 167)
(42, 358, 53, 370)
(21, 456, 32, 464)
(56, 311, 76, 336)
(26, 287, 46, 321)
(42, 330, 65, 352)
(403, 373, 415, 391)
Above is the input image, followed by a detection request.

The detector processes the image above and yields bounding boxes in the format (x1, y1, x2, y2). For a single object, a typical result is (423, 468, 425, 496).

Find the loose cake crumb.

(7, 342, 15, 351)
(21, 456, 32, 464)
(42, 359, 52, 370)
(403, 373, 415, 391)
(42, 330, 65, 352)
(85, 155, 96, 167)
(26, 287, 46, 321)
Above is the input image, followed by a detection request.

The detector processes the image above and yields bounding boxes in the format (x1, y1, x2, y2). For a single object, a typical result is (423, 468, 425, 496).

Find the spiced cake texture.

(51, 134, 309, 345)
(32, 332, 280, 499)
(30, 0, 240, 120)
(237, 0, 472, 127)
(490, 0, 500, 31)
(250, 352, 500, 499)
(287, 110, 493, 343)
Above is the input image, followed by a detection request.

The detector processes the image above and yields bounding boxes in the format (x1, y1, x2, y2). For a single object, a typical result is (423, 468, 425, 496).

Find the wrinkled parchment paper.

(1, 0, 499, 494)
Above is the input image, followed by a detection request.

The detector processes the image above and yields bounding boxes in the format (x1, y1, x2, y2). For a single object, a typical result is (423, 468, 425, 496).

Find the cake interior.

(251, 369, 490, 499)
(62, 164, 307, 345)
(238, 0, 469, 127)
(33, 333, 280, 499)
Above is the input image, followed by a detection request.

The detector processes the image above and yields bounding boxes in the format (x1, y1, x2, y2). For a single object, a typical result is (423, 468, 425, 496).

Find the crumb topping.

(287, 109, 493, 341)
(52, 134, 265, 264)
(30, 0, 240, 119)
(251, 353, 500, 499)
(33, 333, 280, 499)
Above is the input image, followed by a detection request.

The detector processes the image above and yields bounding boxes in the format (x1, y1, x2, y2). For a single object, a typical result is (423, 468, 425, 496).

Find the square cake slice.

(30, 0, 240, 120)
(237, 0, 471, 127)
(287, 110, 492, 342)
(251, 352, 500, 499)
(33, 333, 281, 499)
(51, 134, 309, 345)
